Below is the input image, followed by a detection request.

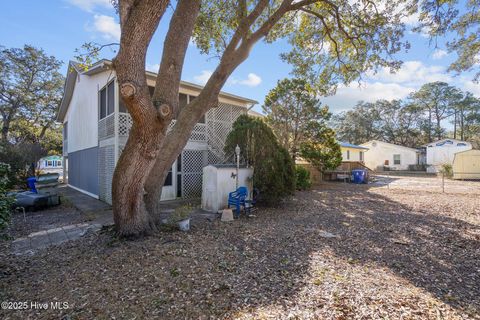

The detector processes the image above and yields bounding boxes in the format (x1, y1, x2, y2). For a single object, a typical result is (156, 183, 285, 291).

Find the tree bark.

(111, 0, 169, 237)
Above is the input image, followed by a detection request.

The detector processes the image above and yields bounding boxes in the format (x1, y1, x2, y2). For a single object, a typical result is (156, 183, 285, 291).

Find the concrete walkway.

(11, 186, 219, 255)
(11, 222, 104, 254)
(11, 186, 114, 255)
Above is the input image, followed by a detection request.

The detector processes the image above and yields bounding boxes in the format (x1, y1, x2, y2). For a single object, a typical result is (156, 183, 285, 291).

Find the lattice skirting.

(98, 144, 115, 205)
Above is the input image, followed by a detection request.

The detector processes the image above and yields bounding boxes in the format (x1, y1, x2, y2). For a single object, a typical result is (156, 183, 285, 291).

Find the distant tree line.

(331, 81, 480, 148)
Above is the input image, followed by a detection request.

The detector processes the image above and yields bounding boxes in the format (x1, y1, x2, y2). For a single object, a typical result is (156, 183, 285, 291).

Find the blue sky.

(1, 0, 479, 115)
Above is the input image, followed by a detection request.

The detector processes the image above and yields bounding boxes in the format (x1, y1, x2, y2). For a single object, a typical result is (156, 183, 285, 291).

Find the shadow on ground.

(1, 183, 478, 319)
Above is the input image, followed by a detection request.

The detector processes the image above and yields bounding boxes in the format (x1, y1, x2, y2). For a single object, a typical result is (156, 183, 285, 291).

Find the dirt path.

(1, 184, 479, 319)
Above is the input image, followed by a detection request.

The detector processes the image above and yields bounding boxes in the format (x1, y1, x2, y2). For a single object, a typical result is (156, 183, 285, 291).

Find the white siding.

(341, 149, 364, 162)
(425, 140, 472, 166)
(65, 72, 114, 153)
(361, 141, 418, 171)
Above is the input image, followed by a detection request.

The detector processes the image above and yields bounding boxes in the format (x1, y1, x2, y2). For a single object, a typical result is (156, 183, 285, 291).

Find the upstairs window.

(359, 151, 364, 161)
(346, 150, 350, 160)
(99, 81, 115, 119)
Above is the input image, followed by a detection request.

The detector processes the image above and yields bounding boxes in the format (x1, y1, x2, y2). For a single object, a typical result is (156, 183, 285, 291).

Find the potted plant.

(168, 205, 193, 231)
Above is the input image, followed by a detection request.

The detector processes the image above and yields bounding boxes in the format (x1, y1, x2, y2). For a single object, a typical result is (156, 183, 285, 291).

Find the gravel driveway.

(1, 183, 479, 319)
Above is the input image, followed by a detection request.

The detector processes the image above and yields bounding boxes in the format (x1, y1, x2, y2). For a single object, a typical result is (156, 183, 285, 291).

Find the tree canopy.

(332, 82, 480, 148)
(225, 115, 295, 204)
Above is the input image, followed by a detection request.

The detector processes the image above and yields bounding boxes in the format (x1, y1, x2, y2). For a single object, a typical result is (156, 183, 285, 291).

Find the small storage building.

(452, 149, 480, 180)
(201, 165, 253, 213)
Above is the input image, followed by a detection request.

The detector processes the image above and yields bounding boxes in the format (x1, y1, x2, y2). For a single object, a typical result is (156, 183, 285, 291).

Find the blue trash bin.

(27, 177, 37, 193)
(351, 169, 367, 184)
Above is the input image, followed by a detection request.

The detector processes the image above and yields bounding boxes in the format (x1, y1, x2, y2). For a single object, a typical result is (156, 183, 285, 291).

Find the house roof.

(57, 59, 258, 122)
(422, 138, 471, 147)
(339, 142, 369, 150)
(361, 140, 420, 152)
(247, 109, 265, 118)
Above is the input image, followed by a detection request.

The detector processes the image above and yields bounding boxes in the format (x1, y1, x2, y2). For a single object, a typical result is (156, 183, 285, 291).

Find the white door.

(160, 160, 177, 201)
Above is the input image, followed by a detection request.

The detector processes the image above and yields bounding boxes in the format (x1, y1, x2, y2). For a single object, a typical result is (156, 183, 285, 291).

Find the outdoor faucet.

(231, 172, 237, 179)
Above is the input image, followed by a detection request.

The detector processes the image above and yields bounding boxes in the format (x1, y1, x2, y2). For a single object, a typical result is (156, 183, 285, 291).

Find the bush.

(440, 163, 453, 178)
(295, 166, 312, 190)
(225, 115, 295, 205)
(0, 163, 14, 230)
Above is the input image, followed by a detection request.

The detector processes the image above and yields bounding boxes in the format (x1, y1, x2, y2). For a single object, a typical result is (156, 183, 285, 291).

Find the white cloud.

(90, 14, 120, 40)
(462, 79, 480, 97)
(432, 49, 448, 60)
(231, 73, 262, 87)
(193, 70, 213, 85)
(68, 0, 112, 12)
(146, 63, 160, 72)
(368, 60, 451, 85)
(322, 82, 415, 112)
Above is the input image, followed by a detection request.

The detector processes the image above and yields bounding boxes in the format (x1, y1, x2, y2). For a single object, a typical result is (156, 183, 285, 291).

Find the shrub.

(0, 163, 14, 230)
(440, 163, 453, 178)
(225, 115, 295, 205)
(295, 166, 312, 190)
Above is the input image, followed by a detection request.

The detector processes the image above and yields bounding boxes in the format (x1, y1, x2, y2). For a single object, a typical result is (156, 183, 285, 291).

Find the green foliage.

(416, 0, 480, 80)
(0, 44, 63, 185)
(331, 83, 480, 147)
(0, 163, 14, 230)
(295, 166, 311, 191)
(299, 127, 342, 172)
(191, 1, 409, 94)
(440, 163, 453, 179)
(225, 115, 295, 205)
(263, 78, 331, 160)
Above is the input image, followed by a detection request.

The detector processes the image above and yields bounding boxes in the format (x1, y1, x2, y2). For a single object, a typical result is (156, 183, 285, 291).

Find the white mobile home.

(57, 60, 257, 204)
(423, 139, 472, 173)
(360, 140, 420, 171)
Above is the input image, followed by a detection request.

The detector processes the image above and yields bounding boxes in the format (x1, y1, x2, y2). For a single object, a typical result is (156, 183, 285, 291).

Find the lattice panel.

(182, 149, 207, 199)
(205, 103, 246, 163)
(98, 145, 115, 205)
(190, 123, 206, 141)
(98, 113, 115, 140)
(118, 113, 133, 136)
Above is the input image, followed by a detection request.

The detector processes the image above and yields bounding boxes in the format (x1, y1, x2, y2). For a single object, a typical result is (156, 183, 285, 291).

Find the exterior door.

(160, 160, 177, 201)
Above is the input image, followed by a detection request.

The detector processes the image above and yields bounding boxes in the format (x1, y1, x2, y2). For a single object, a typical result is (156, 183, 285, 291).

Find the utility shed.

(452, 149, 480, 180)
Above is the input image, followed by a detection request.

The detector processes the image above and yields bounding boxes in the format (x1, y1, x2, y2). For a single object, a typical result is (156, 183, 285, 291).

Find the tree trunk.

(112, 120, 164, 237)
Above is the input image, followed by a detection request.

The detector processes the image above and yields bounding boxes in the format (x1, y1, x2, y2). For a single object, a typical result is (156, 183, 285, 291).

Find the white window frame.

(393, 154, 401, 165)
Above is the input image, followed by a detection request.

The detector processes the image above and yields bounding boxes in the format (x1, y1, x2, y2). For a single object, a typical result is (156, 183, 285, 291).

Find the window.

(57, 160, 62, 167)
(393, 154, 401, 165)
(457, 143, 467, 146)
(346, 150, 350, 160)
(359, 151, 364, 161)
(46, 160, 53, 167)
(99, 81, 115, 119)
(99, 87, 107, 119)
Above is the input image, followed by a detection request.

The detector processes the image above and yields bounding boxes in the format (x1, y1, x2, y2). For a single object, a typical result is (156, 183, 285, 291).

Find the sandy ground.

(1, 183, 479, 319)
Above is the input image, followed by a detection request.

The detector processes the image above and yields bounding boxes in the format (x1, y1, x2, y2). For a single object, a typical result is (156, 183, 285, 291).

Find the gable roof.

(361, 140, 420, 152)
(57, 59, 258, 122)
(339, 142, 369, 150)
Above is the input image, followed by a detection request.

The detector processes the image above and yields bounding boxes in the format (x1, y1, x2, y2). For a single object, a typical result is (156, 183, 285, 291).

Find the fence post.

(442, 171, 445, 193)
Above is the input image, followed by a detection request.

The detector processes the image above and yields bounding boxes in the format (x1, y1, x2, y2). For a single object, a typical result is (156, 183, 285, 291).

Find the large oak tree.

(106, 0, 412, 237)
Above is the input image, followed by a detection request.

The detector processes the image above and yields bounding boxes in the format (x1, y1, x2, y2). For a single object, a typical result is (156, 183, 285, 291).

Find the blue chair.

(228, 186, 248, 217)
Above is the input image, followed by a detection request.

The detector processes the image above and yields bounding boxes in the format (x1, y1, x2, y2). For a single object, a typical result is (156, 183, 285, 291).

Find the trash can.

(351, 169, 368, 184)
(27, 177, 37, 193)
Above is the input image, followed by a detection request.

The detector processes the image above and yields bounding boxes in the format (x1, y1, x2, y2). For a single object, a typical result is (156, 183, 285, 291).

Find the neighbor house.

(339, 142, 368, 162)
(57, 60, 257, 204)
(37, 155, 63, 177)
(423, 138, 472, 173)
(360, 140, 420, 171)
